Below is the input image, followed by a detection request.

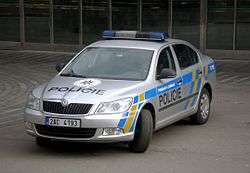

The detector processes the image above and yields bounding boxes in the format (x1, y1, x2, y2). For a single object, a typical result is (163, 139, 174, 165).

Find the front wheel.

(128, 109, 153, 153)
(190, 88, 211, 125)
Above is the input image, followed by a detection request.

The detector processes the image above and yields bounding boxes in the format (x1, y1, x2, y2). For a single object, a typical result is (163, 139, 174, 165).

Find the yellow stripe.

(130, 104, 137, 112)
(192, 69, 196, 81)
(139, 93, 144, 102)
(205, 65, 208, 76)
(199, 66, 202, 78)
(123, 112, 136, 133)
(188, 80, 198, 108)
(193, 79, 198, 94)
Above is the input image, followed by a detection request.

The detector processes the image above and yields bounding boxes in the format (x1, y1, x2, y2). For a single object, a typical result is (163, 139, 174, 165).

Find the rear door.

(172, 44, 202, 113)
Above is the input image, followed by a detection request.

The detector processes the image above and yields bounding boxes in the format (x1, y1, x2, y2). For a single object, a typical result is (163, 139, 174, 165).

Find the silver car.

(24, 31, 216, 152)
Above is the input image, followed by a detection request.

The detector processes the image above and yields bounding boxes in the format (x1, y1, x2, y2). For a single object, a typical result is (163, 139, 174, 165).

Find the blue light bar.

(102, 30, 169, 41)
(103, 30, 115, 38)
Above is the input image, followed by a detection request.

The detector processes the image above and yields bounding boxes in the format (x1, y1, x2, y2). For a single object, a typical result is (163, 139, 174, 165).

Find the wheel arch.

(203, 82, 213, 101)
(140, 102, 156, 130)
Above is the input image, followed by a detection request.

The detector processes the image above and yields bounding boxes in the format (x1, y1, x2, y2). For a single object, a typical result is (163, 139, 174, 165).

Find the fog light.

(25, 121, 33, 130)
(102, 128, 124, 136)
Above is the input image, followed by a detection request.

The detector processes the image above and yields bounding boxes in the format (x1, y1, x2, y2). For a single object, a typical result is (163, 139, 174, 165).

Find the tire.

(129, 109, 153, 153)
(36, 137, 50, 147)
(190, 88, 211, 125)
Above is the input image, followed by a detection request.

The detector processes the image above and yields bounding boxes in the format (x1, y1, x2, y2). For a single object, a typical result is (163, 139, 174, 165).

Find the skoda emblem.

(61, 99, 69, 107)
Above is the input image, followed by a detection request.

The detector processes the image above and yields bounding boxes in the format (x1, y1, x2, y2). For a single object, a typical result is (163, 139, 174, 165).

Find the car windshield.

(61, 47, 154, 81)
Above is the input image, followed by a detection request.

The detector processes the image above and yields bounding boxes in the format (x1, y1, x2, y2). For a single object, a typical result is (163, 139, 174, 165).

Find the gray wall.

(0, 0, 249, 51)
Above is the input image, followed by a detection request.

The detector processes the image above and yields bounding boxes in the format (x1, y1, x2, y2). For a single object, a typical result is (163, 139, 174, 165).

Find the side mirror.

(157, 68, 176, 80)
(56, 63, 66, 72)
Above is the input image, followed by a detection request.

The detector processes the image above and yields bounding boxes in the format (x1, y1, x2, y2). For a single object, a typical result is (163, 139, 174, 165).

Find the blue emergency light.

(102, 30, 169, 41)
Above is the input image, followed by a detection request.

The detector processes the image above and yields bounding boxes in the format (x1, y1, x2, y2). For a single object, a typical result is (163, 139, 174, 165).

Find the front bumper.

(24, 108, 134, 142)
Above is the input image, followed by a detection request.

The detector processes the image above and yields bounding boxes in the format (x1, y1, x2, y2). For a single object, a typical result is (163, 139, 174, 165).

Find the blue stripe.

(145, 88, 157, 99)
(196, 69, 199, 79)
(129, 112, 139, 132)
(208, 62, 215, 74)
(118, 118, 127, 128)
(133, 96, 138, 104)
(157, 79, 178, 94)
(138, 102, 143, 109)
(182, 72, 192, 85)
(122, 112, 129, 117)
(118, 112, 129, 128)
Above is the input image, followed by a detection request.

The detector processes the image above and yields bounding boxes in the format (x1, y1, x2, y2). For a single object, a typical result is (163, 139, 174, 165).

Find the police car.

(24, 31, 216, 152)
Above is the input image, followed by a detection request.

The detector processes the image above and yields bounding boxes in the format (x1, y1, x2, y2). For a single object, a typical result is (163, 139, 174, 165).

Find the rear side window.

(172, 44, 199, 69)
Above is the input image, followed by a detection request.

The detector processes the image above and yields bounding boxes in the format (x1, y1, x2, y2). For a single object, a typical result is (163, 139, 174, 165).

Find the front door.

(155, 46, 184, 125)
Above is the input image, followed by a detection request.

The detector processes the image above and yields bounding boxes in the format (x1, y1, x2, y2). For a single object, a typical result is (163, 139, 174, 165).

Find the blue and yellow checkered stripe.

(118, 88, 158, 133)
(184, 67, 202, 109)
(184, 63, 214, 109)
(118, 62, 215, 133)
(117, 93, 149, 133)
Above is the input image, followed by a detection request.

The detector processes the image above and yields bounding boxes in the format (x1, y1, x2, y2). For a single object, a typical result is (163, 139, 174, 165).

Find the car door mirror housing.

(56, 63, 66, 72)
(157, 68, 176, 80)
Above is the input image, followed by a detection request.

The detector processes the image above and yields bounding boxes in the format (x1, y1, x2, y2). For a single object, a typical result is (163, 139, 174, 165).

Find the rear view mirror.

(157, 68, 176, 80)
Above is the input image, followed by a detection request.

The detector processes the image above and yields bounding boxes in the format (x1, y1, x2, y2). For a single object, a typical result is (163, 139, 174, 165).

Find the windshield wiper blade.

(60, 73, 87, 78)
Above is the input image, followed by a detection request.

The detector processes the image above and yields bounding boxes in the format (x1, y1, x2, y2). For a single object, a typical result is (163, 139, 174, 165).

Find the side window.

(173, 44, 199, 69)
(186, 46, 199, 65)
(156, 47, 176, 75)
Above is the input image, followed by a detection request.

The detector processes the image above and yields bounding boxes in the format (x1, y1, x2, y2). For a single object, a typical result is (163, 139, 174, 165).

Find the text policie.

(48, 87, 106, 95)
(159, 87, 182, 108)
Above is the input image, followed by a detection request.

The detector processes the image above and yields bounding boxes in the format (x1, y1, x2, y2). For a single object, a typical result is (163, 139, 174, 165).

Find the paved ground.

(0, 50, 249, 173)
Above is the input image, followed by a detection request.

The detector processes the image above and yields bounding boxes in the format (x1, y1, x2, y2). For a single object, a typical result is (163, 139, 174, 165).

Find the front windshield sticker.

(48, 86, 106, 95)
(74, 79, 101, 88)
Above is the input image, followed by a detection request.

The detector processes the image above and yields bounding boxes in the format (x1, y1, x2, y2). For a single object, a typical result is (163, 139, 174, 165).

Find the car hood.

(41, 76, 143, 104)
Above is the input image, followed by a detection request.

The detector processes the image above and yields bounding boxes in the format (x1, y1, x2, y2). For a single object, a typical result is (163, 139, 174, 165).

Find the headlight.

(95, 98, 132, 114)
(26, 93, 40, 111)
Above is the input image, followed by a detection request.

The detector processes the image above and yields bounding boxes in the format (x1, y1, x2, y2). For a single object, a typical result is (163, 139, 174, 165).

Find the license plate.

(45, 117, 81, 128)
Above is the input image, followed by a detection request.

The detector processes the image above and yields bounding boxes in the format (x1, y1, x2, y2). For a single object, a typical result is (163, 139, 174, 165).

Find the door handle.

(177, 79, 183, 85)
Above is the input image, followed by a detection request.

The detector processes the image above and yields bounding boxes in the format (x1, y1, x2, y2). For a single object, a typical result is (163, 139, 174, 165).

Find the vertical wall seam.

(19, 0, 25, 45)
(49, 0, 54, 44)
(79, 0, 83, 45)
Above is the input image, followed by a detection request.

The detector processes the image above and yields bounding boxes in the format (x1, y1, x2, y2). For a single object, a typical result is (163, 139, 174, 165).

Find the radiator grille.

(43, 101, 92, 114)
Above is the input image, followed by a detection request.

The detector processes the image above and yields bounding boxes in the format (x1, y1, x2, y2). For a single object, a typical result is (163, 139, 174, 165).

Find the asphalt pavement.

(0, 50, 249, 173)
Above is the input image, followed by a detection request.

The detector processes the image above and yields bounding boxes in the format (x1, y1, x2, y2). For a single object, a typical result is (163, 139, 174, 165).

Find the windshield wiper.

(60, 68, 87, 78)
(60, 73, 87, 78)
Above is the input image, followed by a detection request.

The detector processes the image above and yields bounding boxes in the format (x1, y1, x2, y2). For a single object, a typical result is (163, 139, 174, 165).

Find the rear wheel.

(128, 109, 153, 153)
(190, 88, 211, 125)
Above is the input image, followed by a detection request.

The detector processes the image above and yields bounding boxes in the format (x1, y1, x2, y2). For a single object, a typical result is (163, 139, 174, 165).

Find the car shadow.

(32, 141, 130, 156)
(30, 119, 194, 155)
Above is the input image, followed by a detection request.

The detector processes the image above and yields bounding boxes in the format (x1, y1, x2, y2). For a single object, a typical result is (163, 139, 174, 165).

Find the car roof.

(88, 39, 185, 51)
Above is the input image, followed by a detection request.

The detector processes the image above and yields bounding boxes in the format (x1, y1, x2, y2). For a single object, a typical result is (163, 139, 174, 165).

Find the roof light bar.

(102, 30, 169, 41)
